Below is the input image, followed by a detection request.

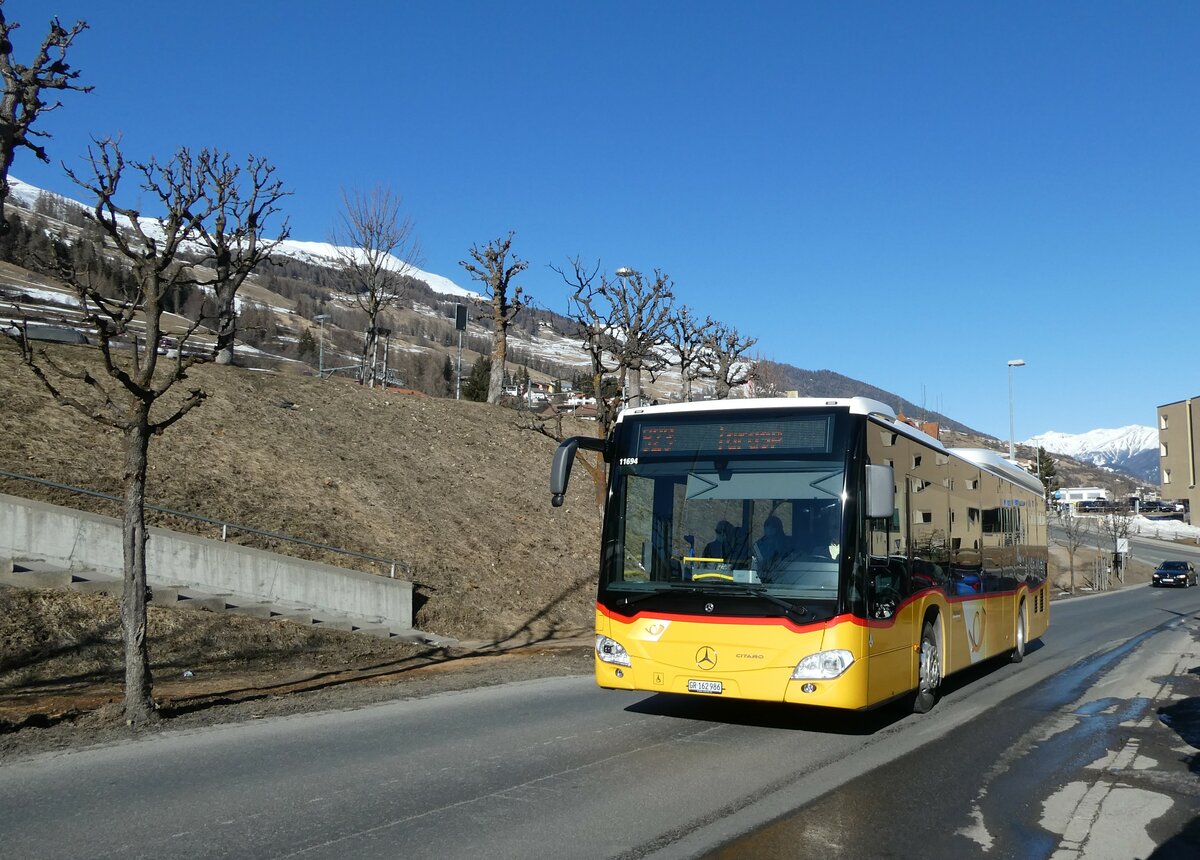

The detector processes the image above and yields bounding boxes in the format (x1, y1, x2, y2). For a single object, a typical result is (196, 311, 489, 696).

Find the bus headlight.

(791, 649, 854, 680)
(596, 635, 632, 667)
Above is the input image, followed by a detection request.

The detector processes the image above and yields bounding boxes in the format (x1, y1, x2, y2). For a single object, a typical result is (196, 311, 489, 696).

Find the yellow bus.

(550, 397, 1048, 713)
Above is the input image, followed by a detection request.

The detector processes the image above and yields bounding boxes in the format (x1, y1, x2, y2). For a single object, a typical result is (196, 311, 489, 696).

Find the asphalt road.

(1, 583, 1198, 859)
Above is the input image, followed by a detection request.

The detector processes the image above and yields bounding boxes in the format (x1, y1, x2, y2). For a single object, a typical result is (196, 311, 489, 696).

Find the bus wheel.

(913, 621, 941, 714)
(1010, 604, 1027, 664)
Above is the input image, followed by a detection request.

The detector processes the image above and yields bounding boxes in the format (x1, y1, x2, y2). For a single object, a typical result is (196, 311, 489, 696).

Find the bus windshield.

(603, 411, 849, 614)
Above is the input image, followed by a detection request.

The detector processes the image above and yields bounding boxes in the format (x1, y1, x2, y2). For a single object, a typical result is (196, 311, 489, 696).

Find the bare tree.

(608, 268, 674, 409)
(1054, 505, 1090, 594)
(703, 322, 757, 398)
(747, 354, 788, 398)
(459, 232, 528, 404)
(6, 139, 230, 726)
(0, 3, 90, 233)
(332, 185, 420, 386)
(667, 304, 713, 402)
(555, 260, 674, 428)
(1096, 503, 1135, 585)
(554, 256, 619, 433)
(192, 151, 290, 365)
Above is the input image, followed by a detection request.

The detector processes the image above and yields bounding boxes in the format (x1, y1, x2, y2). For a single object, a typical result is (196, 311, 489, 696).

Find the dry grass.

(0, 588, 414, 689)
(0, 339, 603, 641)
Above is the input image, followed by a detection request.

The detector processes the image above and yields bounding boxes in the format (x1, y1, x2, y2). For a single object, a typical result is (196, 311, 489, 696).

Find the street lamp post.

(1007, 358, 1026, 462)
(314, 314, 329, 378)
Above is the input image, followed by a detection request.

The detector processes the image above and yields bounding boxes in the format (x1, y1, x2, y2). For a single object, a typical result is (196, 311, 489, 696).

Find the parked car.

(1152, 560, 1197, 588)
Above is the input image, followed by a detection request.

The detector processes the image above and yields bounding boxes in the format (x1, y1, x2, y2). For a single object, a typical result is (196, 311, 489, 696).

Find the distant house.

(1054, 487, 1110, 510)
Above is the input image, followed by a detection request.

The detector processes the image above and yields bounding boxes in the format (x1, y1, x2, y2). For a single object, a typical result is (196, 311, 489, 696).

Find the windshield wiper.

(611, 587, 671, 607)
(687, 583, 809, 623)
(609, 583, 810, 624)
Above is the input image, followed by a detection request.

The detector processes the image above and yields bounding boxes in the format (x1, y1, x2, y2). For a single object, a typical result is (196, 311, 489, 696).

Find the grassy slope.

(0, 339, 603, 640)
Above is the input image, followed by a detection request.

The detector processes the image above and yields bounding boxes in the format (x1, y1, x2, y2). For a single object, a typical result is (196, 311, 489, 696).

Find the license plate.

(687, 679, 724, 694)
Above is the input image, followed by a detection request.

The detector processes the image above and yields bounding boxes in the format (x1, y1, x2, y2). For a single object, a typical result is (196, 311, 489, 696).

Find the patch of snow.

(0, 284, 78, 307)
(1130, 515, 1200, 543)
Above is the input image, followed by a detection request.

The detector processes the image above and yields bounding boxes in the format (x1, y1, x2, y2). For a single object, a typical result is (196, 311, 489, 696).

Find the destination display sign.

(636, 416, 832, 458)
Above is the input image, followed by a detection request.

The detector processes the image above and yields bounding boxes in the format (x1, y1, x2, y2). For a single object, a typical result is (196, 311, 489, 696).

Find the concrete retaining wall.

(0, 493, 412, 628)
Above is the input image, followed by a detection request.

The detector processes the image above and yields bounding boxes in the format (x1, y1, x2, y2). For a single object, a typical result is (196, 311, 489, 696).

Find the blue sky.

(7, 1, 1198, 439)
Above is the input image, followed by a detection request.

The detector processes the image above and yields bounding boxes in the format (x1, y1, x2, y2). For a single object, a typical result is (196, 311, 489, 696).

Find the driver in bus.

(753, 516, 792, 577)
(704, 520, 736, 560)
(704, 520, 749, 566)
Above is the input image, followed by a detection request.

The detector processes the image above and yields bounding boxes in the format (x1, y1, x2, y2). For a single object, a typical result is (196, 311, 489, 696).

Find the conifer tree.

(461, 355, 491, 402)
(1030, 446, 1058, 501)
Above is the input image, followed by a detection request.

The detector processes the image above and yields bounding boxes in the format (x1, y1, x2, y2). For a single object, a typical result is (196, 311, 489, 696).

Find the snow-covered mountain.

(8, 177, 480, 300)
(1024, 426, 1159, 483)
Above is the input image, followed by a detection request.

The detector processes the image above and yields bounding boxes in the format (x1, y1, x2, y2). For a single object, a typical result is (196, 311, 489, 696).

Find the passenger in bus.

(753, 516, 792, 576)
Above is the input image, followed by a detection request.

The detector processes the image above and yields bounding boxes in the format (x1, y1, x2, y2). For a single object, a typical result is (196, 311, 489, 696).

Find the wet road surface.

(696, 586, 1200, 859)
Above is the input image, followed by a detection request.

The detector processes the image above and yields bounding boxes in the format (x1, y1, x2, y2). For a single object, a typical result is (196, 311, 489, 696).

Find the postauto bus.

(550, 397, 1049, 713)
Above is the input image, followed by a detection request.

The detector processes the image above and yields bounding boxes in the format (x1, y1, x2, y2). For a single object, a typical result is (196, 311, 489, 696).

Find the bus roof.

(616, 397, 1045, 497)
(616, 396, 897, 422)
(950, 448, 1046, 496)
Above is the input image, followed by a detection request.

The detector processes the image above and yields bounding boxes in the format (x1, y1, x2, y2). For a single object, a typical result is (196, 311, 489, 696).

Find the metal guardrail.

(0, 468, 408, 578)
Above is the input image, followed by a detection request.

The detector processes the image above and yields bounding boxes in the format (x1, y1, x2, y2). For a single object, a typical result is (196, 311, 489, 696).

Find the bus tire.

(912, 620, 941, 714)
(1010, 602, 1027, 664)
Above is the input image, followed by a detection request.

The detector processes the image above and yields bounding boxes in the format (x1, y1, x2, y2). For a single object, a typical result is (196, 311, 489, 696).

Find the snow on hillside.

(270, 239, 479, 299)
(8, 177, 480, 301)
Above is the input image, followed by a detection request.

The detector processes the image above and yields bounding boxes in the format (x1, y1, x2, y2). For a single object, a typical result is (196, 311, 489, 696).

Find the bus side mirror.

(550, 435, 606, 507)
(866, 464, 895, 520)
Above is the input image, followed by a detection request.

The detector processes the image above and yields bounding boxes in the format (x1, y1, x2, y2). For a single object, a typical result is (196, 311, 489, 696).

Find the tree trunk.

(0, 142, 14, 237)
(361, 326, 378, 387)
(580, 451, 606, 512)
(628, 366, 642, 407)
(213, 280, 237, 365)
(488, 328, 507, 404)
(121, 416, 156, 726)
(208, 274, 236, 364)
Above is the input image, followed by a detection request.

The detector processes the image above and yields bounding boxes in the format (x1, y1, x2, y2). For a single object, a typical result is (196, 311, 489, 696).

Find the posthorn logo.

(695, 646, 717, 670)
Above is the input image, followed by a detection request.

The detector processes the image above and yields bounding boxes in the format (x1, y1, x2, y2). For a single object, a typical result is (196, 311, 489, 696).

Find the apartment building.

(1157, 397, 1199, 515)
